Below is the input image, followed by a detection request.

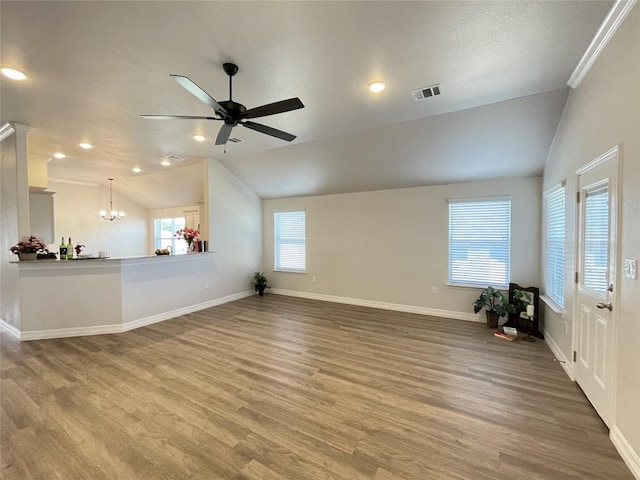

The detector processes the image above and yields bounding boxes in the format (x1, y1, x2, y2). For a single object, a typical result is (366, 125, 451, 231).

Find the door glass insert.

(583, 185, 609, 296)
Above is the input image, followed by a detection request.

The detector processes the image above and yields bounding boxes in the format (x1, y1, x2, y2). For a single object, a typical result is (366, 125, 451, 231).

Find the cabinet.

(184, 210, 200, 231)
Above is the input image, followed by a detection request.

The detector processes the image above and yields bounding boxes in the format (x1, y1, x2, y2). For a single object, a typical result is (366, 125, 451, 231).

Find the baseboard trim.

(122, 290, 253, 332)
(544, 329, 574, 381)
(0, 318, 22, 339)
(270, 288, 482, 323)
(20, 324, 122, 341)
(611, 426, 640, 479)
(18, 290, 254, 341)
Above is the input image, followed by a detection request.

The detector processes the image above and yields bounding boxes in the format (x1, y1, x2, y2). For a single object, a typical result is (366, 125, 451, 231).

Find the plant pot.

(485, 310, 499, 329)
(17, 252, 37, 261)
(257, 286, 266, 296)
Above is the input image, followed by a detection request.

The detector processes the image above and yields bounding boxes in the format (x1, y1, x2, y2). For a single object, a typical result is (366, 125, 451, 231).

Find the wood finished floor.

(1, 295, 633, 480)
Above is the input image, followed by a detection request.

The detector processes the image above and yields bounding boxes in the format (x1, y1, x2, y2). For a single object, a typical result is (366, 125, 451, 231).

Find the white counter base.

(6, 253, 253, 341)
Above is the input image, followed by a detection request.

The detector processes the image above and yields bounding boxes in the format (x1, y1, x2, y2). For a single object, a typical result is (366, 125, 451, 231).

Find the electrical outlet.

(625, 259, 637, 279)
(204, 281, 209, 289)
(431, 287, 438, 295)
(312, 276, 317, 283)
(564, 321, 568, 335)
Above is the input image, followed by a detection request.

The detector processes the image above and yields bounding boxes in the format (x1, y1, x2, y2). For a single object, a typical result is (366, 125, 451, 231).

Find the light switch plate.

(625, 259, 637, 280)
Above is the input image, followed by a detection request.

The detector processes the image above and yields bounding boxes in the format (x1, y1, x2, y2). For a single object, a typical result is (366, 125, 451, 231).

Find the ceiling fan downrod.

(223, 62, 239, 101)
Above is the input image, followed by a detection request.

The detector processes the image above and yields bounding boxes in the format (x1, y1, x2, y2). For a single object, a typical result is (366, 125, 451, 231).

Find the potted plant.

(252, 271, 269, 296)
(473, 286, 515, 328)
(10, 235, 48, 261)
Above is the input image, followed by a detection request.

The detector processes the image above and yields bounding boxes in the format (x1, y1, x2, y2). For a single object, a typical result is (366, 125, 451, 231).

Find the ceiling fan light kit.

(142, 62, 305, 146)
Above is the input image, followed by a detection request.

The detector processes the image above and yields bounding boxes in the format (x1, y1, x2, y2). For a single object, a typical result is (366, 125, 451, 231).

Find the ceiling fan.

(141, 62, 304, 146)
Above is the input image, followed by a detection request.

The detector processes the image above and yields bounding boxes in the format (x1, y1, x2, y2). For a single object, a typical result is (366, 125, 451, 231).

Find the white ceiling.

(1, 1, 612, 205)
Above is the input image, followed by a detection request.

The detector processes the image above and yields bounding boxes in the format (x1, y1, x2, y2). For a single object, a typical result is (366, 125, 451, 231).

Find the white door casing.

(574, 146, 619, 428)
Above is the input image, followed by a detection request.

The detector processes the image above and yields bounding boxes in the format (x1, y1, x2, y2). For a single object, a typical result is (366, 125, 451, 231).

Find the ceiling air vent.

(228, 137, 243, 144)
(161, 154, 185, 162)
(412, 83, 442, 101)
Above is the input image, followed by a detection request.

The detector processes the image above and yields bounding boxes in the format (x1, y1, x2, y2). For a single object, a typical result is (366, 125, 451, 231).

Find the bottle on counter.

(66, 237, 74, 260)
(59, 236, 67, 260)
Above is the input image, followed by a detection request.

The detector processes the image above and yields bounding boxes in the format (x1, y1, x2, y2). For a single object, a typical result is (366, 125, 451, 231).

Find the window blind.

(274, 211, 306, 272)
(583, 186, 609, 295)
(544, 187, 565, 308)
(448, 199, 511, 287)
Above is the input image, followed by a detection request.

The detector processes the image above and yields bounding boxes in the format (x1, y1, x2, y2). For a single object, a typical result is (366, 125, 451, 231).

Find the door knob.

(596, 302, 613, 311)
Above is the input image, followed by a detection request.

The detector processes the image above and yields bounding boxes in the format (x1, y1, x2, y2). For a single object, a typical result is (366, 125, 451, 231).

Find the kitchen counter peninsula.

(10, 252, 221, 340)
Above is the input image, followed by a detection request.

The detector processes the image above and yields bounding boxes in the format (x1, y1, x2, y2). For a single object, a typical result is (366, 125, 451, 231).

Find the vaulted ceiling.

(1, 1, 612, 206)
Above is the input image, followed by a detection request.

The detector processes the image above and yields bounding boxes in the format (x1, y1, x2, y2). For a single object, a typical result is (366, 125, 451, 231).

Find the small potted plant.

(10, 235, 48, 261)
(252, 271, 269, 296)
(473, 286, 515, 328)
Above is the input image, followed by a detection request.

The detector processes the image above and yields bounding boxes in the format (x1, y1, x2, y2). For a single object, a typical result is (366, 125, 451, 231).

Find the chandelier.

(99, 178, 125, 221)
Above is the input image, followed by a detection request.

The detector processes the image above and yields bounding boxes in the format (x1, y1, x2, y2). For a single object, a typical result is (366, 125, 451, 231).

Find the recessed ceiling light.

(161, 160, 171, 166)
(53, 152, 66, 159)
(79, 143, 93, 149)
(132, 167, 142, 173)
(193, 134, 206, 142)
(368, 81, 386, 93)
(1, 67, 27, 80)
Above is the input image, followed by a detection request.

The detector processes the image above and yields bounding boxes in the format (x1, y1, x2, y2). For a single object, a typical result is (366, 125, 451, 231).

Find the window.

(274, 211, 306, 272)
(544, 185, 566, 309)
(448, 198, 511, 287)
(153, 217, 187, 254)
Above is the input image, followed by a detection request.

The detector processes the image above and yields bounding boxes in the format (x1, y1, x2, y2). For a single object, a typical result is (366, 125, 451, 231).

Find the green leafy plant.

(512, 289, 531, 316)
(252, 271, 270, 295)
(473, 286, 515, 318)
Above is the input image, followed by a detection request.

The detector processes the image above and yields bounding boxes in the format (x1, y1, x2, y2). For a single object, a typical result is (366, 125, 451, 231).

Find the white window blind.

(274, 211, 306, 272)
(448, 199, 511, 287)
(544, 186, 565, 308)
(583, 186, 609, 296)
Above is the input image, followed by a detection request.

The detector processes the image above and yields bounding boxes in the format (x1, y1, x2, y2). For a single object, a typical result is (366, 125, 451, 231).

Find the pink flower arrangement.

(10, 235, 48, 254)
(175, 227, 200, 244)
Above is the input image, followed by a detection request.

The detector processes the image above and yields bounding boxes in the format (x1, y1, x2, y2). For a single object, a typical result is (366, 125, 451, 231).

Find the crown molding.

(12, 122, 31, 134)
(567, 0, 638, 88)
(0, 122, 15, 142)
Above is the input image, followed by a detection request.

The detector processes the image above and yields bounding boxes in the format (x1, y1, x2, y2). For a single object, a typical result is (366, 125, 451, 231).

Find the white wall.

(49, 180, 149, 257)
(205, 158, 262, 297)
(542, 4, 640, 471)
(263, 177, 541, 319)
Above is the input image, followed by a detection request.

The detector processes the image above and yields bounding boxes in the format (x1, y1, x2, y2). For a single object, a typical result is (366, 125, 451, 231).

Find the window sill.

(273, 269, 306, 274)
(446, 282, 508, 291)
(540, 295, 564, 317)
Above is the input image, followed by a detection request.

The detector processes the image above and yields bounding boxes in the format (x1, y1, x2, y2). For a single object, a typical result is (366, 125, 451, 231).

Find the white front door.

(575, 147, 618, 428)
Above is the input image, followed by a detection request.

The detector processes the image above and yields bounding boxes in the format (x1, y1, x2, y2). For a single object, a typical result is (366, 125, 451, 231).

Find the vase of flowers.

(10, 235, 48, 261)
(175, 227, 200, 253)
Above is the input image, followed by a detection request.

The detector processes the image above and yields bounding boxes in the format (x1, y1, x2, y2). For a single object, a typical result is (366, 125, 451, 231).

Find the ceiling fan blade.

(170, 74, 229, 118)
(242, 121, 296, 142)
(216, 124, 234, 145)
(244, 98, 304, 119)
(141, 115, 221, 120)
